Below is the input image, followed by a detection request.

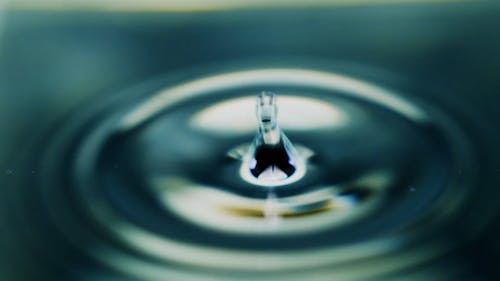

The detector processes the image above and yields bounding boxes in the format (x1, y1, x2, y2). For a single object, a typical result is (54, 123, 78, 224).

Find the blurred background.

(0, 1, 499, 280)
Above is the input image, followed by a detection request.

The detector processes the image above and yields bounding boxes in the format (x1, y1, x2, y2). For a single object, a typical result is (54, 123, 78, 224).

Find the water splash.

(240, 91, 306, 187)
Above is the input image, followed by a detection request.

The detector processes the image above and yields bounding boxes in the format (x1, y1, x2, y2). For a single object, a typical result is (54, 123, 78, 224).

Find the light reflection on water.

(1, 4, 500, 280)
(31, 68, 474, 279)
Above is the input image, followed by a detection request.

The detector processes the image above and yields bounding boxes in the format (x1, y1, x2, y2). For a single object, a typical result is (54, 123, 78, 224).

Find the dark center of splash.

(249, 141, 296, 180)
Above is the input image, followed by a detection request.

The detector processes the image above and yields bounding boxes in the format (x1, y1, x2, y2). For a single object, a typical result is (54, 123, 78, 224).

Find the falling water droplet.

(240, 91, 306, 187)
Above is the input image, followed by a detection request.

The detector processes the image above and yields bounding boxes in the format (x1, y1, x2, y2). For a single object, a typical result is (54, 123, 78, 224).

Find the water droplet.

(240, 92, 306, 187)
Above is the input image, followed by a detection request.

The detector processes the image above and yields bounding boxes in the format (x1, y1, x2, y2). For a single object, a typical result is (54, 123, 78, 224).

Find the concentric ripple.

(3, 67, 496, 281)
